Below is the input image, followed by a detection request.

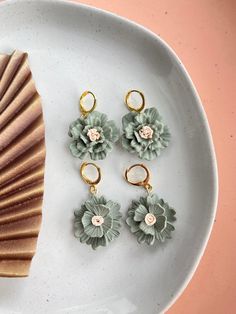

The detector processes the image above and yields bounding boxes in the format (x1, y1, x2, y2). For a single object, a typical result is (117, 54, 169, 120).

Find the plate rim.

(0, 0, 219, 312)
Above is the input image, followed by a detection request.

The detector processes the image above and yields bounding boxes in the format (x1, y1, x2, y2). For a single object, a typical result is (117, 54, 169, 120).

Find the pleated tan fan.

(0, 50, 45, 277)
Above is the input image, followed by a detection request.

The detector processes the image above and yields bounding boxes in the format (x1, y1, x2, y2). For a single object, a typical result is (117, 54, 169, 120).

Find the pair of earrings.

(74, 162, 176, 250)
(68, 90, 171, 161)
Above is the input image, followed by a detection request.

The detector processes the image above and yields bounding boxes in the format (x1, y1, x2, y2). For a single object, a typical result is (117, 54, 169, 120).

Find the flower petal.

(166, 222, 175, 232)
(161, 125, 171, 141)
(134, 204, 148, 222)
(80, 132, 89, 144)
(131, 199, 141, 208)
(138, 148, 158, 161)
(147, 193, 159, 206)
(105, 228, 120, 241)
(122, 112, 136, 129)
(86, 111, 108, 127)
(69, 118, 84, 136)
(84, 200, 95, 212)
(159, 199, 176, 222)
(70, 125, 82, 139)
(154, 215, 167, 232)
(134, 113, 146, 124)
(130, 139, 142, 152)
(139, 197, 148, 207)
(103, 121, 120, 142)
(112, 219, 121, 231)
(155, 230, 165, 242)
(154, 125, 162, 134)
(146, 234, 155, 245)
(90, 150, 108, 160)
(90, 236, 107, 249)
(93, 205, 109, 217)
(100, 236, 108, 247)
(102, 124, 112, 139)
(69, 141, 87, 159)
(134, 131, 142, 143)
(79, 232, 90, 243)
(106, 200, 121, 219)
(161, 229, 172, 240)
(89, 195, 107, 205)
(126, 217, 140, 233)
(84, 224, 103, 238)
(125, 123, 135, 139)
(91, 238, 100, 250)
(81, 211, 94, 227)
(149, 203, 164, 216)
(144, 108, 161, 124)
(92, 142, 108, 153)
(74, 204, 86, 219)
(139, 221, 155, 236)
(74, 222, 84, 238)
(122, 136, 136, 153)
(137, 230, 147, 244)
(102, 215, 113, 233)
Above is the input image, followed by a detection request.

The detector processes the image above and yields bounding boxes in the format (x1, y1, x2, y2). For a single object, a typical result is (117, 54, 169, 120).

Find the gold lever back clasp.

(80, 162, 101, 194)
(125, 89, 145, 113)
(79, 90, 97, 117)
(125, 163, 152, 193)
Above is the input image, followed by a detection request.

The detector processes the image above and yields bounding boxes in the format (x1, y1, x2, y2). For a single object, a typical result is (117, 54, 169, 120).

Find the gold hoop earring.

(68, 91, 120, 160)
(122, 89, 171, 161)
(124, 163, 176, 246)
(73, 162, 122, 250)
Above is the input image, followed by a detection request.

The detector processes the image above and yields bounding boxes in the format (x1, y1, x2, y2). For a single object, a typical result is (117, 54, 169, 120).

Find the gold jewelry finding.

(79, 90, 97, 116)
(80, 162, 101, 194)
(125, 89, 145, 113)
(125, 163, 152, 192)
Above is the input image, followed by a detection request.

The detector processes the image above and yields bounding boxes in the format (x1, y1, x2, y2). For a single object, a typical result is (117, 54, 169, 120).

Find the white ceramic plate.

(0, 1, 218, 313)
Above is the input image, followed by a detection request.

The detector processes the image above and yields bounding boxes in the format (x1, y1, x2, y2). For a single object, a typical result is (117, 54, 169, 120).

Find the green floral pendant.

(126, 193, 176, 245)
(69, 91, 120, 160)
(69, 111, 120, 160)
(74, 194, 122, 250)
(122, 107, 171, 161)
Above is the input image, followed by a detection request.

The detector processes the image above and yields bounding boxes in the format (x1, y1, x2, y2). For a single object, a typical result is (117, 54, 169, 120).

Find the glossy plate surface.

(0, 1, 218, 313)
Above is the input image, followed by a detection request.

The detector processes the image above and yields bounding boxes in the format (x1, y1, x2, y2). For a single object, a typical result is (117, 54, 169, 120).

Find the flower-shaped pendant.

(74, 194, 122, 249)
(69, 91, 120, 160)
(126, 193, 176, 245)
(69, 111, 120, 160)
(122, 107, 171, 161)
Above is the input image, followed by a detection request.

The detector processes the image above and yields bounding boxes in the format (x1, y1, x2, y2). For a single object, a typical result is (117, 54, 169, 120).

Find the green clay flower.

(69, 111, 120, 160)
(126, 193, 176, 245)
(122, 108, 171, 160)
(74, 195, 122, 249)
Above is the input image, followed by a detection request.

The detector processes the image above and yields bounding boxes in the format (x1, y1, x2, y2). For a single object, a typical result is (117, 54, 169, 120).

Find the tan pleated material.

(0, 237, 37, 259)
(0, 50, 45, 277)
(0, 259, 32, 277)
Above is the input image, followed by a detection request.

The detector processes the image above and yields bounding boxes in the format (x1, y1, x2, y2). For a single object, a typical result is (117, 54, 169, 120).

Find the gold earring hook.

(79, 90, 97, 117)
(80, 162, 101, 194)
(125, 163, 152, 193)
(125, 90, 145, 113)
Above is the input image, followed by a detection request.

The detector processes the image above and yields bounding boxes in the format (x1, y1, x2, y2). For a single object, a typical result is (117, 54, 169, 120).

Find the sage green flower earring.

(122, 90, 171, 161)
(125, 164, 176, 246)
(69, 91, 120, 160)
(74, 162, 122, 249)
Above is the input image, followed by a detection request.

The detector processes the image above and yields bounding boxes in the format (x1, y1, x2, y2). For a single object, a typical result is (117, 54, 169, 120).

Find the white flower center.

(139, 126, 153, 139)
(87, 128, 101, 142)
(144, 213, 156, 226)
(91, 215, 104, 226)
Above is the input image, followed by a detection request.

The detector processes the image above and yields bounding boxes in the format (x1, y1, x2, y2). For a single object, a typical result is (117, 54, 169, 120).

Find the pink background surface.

(74, 0, 236, 313)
